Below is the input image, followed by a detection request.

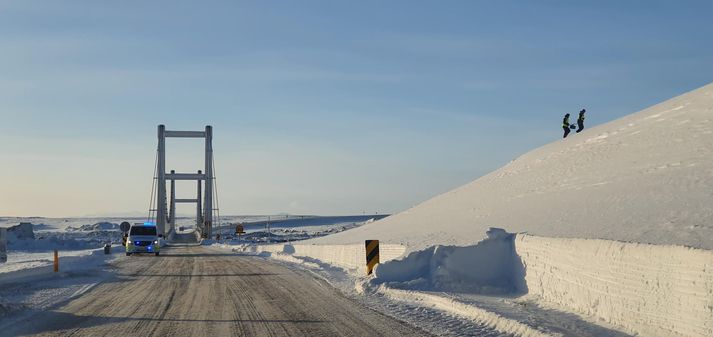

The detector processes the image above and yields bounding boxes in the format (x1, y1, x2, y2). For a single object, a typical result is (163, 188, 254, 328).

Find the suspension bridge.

(146, 125, 222, 240)
(2, 124, 429, 337)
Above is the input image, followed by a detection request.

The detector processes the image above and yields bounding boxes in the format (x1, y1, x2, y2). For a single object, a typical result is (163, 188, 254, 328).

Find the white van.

(125, 223, 160, 256)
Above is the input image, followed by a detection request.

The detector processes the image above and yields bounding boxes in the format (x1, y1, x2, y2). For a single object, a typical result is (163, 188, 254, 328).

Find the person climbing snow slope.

(576, 109, 586, 133)
(562, 113, 571, 138)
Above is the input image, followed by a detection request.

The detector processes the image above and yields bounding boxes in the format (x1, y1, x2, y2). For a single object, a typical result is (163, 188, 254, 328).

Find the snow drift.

(67, 222, 119, 231)
(6, 223, 35, 241)
(3, 222, 114, 251)
(311, 82, 713, 251)
(289, 82, 713, 336)
(373, 228, 526, 295)
(369, 231, 713, 336)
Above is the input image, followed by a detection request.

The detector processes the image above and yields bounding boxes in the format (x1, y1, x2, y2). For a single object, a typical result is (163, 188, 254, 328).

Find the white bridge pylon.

(156, 125, 214, 238)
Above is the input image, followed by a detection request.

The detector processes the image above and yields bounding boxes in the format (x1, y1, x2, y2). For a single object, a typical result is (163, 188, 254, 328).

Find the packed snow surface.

(0, 216, 366, 321)
(312, 82, 713, 251)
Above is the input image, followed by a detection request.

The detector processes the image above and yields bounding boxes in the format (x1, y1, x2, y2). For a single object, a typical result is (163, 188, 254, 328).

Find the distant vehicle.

(125, 223, 160, 256)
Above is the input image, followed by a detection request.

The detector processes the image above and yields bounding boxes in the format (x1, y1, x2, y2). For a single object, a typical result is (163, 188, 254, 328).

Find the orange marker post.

(53, 249, 59, 272)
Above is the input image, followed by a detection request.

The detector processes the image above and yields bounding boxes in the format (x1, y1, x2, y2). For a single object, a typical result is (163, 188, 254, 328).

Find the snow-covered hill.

(313, 82, 713, 252)
(257, 82, 713, 337)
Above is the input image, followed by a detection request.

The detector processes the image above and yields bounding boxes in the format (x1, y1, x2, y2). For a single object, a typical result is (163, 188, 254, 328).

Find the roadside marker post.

(365, 240, 380, 275)
(53, 249, 59, 272)
(120, 221, 130, 246)
(235, 224, 245, 240)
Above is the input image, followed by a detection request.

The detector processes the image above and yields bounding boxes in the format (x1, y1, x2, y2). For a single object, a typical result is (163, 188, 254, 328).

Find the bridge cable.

(212, 153, 221, 238)
(146, 150, 158, 223)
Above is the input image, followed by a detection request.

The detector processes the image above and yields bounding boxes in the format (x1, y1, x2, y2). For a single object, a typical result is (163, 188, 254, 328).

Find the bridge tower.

(156, 125, 214, 238)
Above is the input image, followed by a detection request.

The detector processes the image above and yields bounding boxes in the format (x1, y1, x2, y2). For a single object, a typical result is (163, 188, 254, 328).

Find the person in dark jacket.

(563, 113, 571, 138)
(576, 109, 586, 133)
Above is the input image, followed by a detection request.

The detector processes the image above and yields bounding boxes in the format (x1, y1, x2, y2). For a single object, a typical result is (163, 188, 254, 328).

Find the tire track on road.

(1, 245, 433, 337)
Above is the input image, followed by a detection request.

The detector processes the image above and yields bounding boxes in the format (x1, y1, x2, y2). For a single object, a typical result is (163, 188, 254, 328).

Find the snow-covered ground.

(1, 222, 115, 273)
(0, 220, 127, 321)
(0, 215, 382, 322)
(220, 83, 713, 337)
(0, 247, 122, 322)
(207, 214, 385, 243)
(3, 83, 712, 336)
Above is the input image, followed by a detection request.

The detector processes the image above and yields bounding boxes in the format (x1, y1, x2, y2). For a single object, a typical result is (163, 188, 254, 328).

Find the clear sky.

(1, 1, 712, 217)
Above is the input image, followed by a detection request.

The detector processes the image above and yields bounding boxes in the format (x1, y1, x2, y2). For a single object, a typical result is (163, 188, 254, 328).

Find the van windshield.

(130, 226, 157, 236)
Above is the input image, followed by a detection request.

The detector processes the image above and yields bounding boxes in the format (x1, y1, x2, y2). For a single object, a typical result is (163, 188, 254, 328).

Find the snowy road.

(2, 245, 430, 337)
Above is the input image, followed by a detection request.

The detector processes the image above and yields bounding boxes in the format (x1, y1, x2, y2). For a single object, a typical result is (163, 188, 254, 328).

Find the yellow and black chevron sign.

(365, 240, 380, 275)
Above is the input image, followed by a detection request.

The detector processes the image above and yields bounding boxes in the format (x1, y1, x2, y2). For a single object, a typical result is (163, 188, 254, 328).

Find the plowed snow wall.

(515, 235, 713, 337)
(254, 243, 407, 271)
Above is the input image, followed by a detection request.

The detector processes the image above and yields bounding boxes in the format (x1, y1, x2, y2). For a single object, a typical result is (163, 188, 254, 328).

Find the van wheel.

(155, 252, 160, 256)
(126, 252, 131, 256)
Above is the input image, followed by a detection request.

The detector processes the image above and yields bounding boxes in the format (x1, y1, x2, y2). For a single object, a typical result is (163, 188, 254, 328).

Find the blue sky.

(1, 1, 712, 217)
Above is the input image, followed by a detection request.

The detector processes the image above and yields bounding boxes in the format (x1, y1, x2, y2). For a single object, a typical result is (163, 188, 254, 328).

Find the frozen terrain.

(312, 83, 713, 251)
(232, 82, 713, 337)
(0, 220, 126, 319)
(214, 214, 386, 243)
(0, 215, 380, 276)
(3, 83, 713, 336)
(0, 215, 382, 320)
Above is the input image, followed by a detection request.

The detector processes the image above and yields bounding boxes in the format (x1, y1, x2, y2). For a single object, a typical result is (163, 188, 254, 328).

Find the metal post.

(157, 125, 167, 236)
(204, 125, 213, 238)
(169, 170, 176, 234)
(197, 170, 203, 230)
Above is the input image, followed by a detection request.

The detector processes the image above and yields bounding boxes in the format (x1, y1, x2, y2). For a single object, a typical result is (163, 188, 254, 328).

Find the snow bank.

(373, 228, 525, 294)
(6, 223, 35, 241)
(3, 221, 121, 251)
(0, 246, 120, 285)
(9, 236, 99, 251)
(238, 242, 406, 272)
(516, 234, 713, 337)
(1, 221, 123, 281)
(241, 229, 713, 337)
(372, 233, 713, 337)
(309, 82, 713, 252)
(77, 222, 119, 231)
